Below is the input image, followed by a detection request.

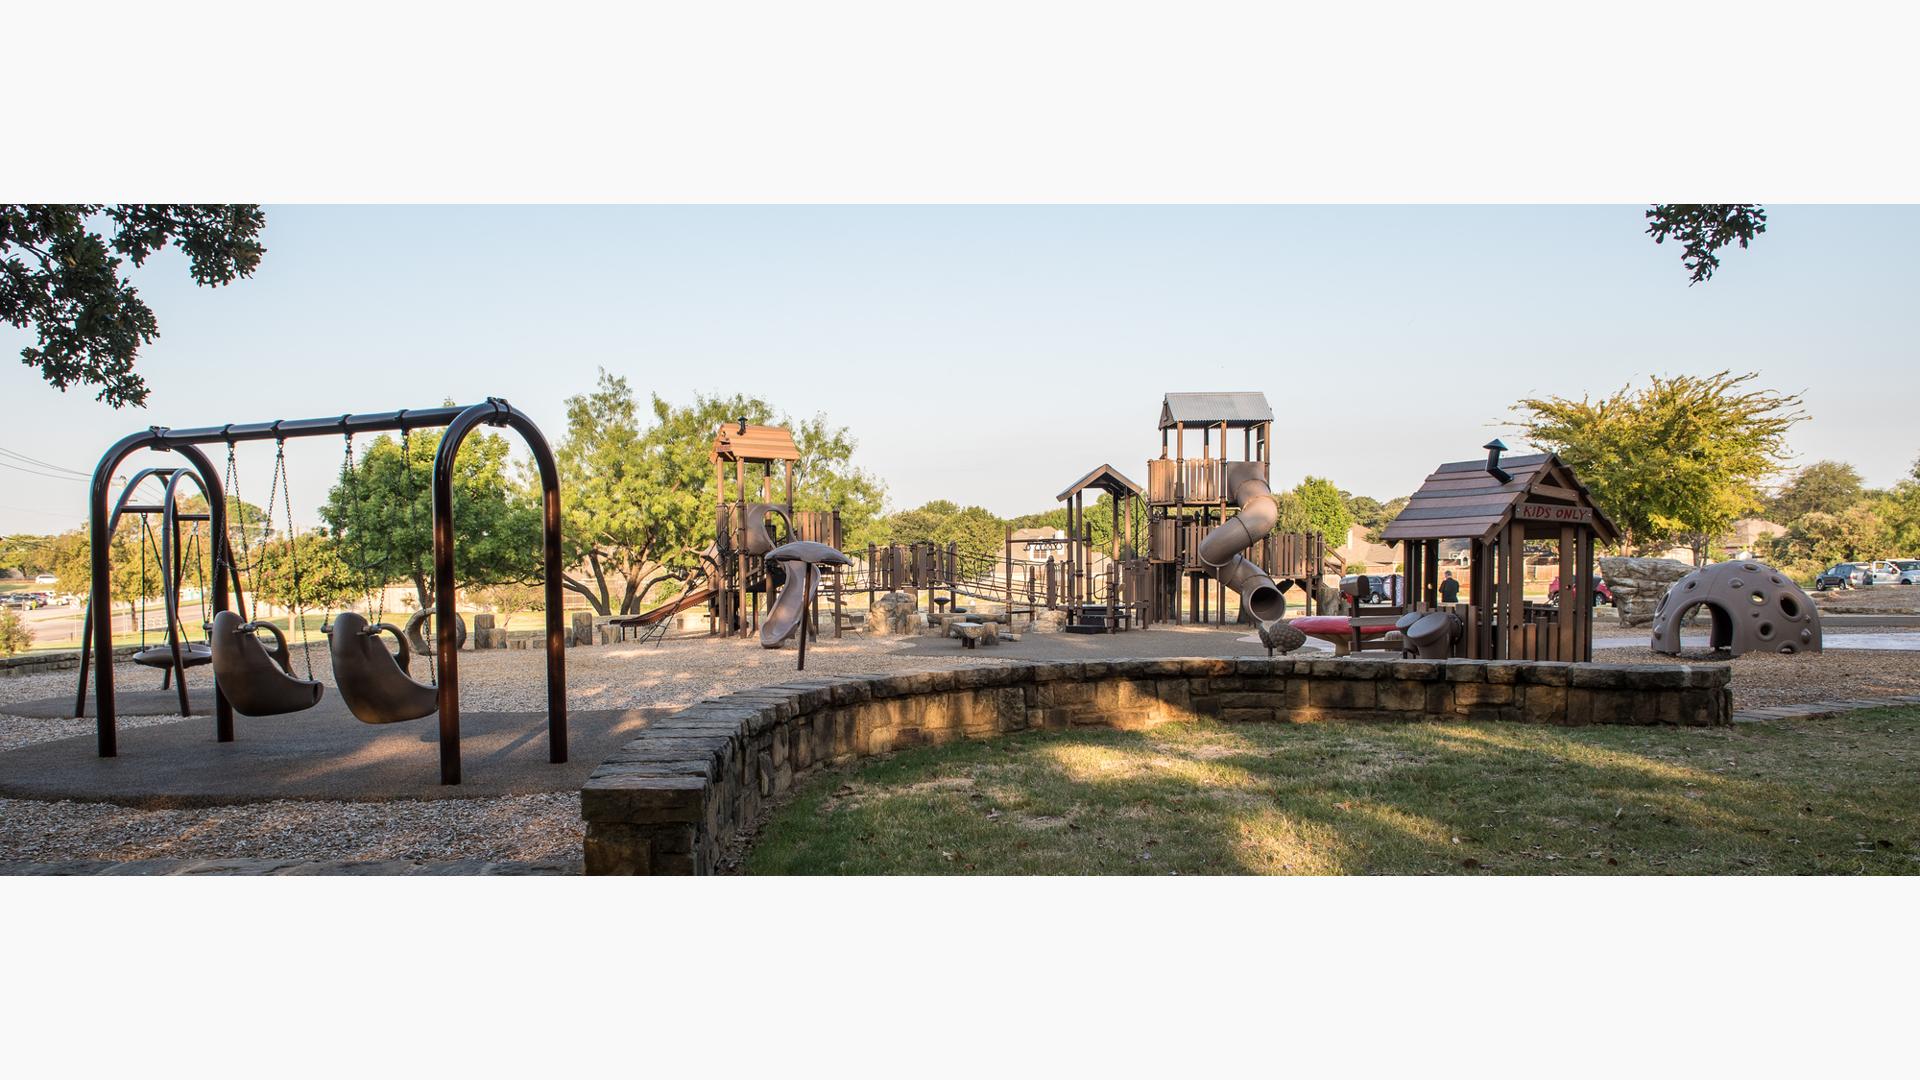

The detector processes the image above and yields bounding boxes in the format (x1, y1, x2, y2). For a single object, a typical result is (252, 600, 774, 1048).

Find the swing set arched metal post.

(85, 399, 568, 785)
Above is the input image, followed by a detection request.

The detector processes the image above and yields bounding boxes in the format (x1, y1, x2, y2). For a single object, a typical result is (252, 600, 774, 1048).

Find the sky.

(2, 204, 1915, 536)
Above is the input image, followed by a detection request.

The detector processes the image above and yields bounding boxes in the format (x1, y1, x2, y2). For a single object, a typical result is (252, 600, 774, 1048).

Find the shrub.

(0, 608, 32, 657)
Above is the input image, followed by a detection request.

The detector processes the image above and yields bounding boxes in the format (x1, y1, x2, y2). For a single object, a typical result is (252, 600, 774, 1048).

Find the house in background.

(1010, 527, 1070, 564)
(1334, 523, 1398, 574)
(1721, 517, 1788, 560)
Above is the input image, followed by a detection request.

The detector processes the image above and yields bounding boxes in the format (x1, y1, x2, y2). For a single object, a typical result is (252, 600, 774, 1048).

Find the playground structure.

(77, 399, 567, 785)
(1056, 465, 1152, 632)
(708, 422, 849, 644)
(1379, 442, 1617, 661)
(71, 465, 225, 718)
(1146, 393, 1330, 627)
(1651, 560, 1821, 656)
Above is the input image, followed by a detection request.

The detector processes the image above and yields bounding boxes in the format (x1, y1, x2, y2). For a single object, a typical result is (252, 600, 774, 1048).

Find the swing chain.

(271, 437, 316, 680)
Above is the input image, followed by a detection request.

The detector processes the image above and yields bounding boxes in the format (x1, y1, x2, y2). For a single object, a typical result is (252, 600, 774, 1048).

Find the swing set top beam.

(132, 404, 483, 448)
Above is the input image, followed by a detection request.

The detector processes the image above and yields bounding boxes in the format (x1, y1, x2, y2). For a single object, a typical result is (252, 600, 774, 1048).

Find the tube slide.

(741, 503, 791, 556)
(759, 540, 853, 649)
(1196, 462, 1288, 624)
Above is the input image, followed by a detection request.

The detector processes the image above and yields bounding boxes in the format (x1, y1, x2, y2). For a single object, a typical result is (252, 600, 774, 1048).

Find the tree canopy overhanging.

(1, 204, 266, 407)
(1645, 204, 1766, 285)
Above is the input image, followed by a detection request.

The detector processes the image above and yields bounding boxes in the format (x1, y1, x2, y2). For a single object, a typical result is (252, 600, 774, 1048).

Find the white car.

(1862, 560, 1904, 586)
(1892, 559, 1920, 586)
(34, 574, 58, 585)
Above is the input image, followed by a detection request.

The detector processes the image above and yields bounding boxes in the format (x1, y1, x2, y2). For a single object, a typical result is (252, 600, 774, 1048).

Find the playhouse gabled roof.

(711, 423, 800, 464)
(1159, 392, 1273, 429)
(1382, 453, 1620, 545)
(1057, 464, 1145, 503)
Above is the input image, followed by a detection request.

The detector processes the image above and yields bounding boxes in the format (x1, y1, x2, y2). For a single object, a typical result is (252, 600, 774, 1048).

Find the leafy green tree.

(553, 379, 887, 615)
(1343, 492, 1410, 543)
(1770, 505, 1886, 568)
(474, 581, 542, 630)
(552, 376, 741, 615)
(1270, 490, 1312, 535)
(47, 526, 160, 627)
(935, 505, 1009, 562)
(791, 412, 888, 549)
(247, 531, 358, 616)
(1873, 457, 1920, 553)
(0, 608, 32, 656)
(883, 500, 964, 548)
(1293, 477, 1351, 543)
(1009, 493, 1147, 558)
(1516, 371, 1804, 562)
(175, 493, 274, 557)
(318, 428, 540, 610)
(1, 533, 56, 577)
(1645, 204, 1766, 285)
(1, 204, 265, 406)
(1768, 461, 1864, 522)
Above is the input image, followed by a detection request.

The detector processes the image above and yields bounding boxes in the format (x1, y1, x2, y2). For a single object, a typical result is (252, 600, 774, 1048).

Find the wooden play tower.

(1145, 392, 1326, 625)
(711, 421, 842, 638)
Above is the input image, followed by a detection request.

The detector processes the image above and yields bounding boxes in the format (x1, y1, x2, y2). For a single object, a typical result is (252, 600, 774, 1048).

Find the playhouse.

(1382, 446, 1617, 661)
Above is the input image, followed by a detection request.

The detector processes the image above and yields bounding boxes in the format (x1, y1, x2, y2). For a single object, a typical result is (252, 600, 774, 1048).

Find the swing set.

(70, 465, 227, 719)
(81, 399, 566, 786)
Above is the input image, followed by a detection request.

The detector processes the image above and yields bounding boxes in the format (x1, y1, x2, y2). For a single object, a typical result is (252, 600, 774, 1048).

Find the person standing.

(1439, 570, 1460, 604)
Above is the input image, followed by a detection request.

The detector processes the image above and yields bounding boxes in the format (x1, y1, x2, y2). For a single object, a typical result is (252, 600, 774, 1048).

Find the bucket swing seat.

(209, 610, 326, 716)
(325, 611, 439, 725)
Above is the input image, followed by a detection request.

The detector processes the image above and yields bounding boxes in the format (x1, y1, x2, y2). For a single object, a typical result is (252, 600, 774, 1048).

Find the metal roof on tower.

(1159, 392, 1274, 429)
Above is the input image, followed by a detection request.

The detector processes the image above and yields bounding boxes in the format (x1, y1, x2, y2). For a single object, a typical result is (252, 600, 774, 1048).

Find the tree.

(1344, 492, 1410, 543)
(1771, 505, 1886, 568)
(1, 204, 266, 406)
(884, 500, 963, 548)
(0, 608, 32, 656)
(318, 428, 540, 610)
(247, 531, 358, 617)
(1645, 204, 1767, 285)
(1, 533, 57, 578)
(790, 413, 888, 549)
(1293, 477, 1351, 543)
(1768, 460, 1864, 522)
(551, 378, 887, 616)
(1516, 371, 1804, 562)
(557, 381, 761, 616)
(1270, 490, 1312, 535)
(1875, 457, 1920, 553)
(46, 526, 160, 628)
(474, 581, 542, 630)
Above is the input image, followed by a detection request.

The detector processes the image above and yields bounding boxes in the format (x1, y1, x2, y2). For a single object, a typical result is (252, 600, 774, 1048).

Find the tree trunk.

(411, 564, 433, 611)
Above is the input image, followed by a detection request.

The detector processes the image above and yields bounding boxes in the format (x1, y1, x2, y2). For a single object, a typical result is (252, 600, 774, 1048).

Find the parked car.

(1, 592, 42, 610)
(1861, 560, 1905, 586)
(1340, 573, 1403, 605)
(1893, 559, 1920, 585)
(33, 574, 58, 585)
(1547, 575, 1613, 606)
(1814, 563, 1868, 590)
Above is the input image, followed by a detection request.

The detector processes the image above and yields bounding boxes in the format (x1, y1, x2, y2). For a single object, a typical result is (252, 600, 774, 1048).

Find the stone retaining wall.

(1, 645, 140, 679)
(581, 656, 1733, 875)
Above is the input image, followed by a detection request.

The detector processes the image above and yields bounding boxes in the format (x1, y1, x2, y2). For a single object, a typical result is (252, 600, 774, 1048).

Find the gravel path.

(1607, 646, 1920, 708)
(7, 628, 1918, 866)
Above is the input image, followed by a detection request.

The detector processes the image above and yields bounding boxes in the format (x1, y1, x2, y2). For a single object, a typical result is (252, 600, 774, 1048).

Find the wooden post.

(1556, 526, 1575, 661)
(1503, 521, 1526, 660)
(1576, 528, 1595, 662)
(1468, 537, 1489, 658)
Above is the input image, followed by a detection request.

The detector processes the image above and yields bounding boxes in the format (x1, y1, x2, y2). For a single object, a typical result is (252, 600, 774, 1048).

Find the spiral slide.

(759, 540, 853, 649)
(1196, 462, 1289, 624)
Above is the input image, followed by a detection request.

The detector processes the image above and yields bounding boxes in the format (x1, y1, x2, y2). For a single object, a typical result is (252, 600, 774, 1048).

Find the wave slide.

(1196, 462, 1289, 625)
(760, 540, 854, 648)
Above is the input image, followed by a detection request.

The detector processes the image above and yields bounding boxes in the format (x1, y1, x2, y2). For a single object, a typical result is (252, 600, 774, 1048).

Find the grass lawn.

(745, 709, 1920, 875)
